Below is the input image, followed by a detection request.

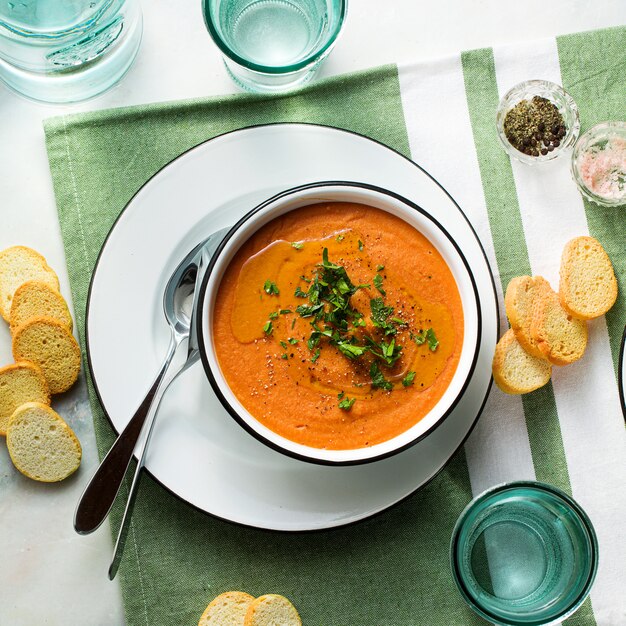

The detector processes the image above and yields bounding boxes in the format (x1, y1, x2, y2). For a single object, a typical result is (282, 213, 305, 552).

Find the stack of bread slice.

(493, 236, 617, 395)
(199, 592, 301, 626)
(0, 246, 82, 481)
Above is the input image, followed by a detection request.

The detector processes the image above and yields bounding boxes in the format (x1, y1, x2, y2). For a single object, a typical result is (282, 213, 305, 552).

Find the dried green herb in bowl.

(496, 80, 580, 165)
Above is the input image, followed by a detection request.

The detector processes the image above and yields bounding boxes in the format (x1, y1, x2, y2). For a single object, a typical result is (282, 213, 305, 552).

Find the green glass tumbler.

(202, 0, 347, 93)
(450, 481, 598, 626)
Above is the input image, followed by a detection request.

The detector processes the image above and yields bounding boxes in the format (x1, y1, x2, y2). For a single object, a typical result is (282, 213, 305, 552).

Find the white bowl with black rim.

(197, 181, 481, 465)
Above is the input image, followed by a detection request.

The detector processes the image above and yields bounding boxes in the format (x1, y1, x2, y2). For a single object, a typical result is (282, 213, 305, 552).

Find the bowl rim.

(196, 180, 482, 465)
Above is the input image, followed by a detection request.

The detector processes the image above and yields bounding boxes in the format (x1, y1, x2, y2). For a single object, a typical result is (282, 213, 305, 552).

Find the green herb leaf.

(288, 337, 299, 345)
(336, 342, 368, 360)
(295, 303, 324, 317)
(291, 242, 304, 250)
(279, 341, 288, 349)
(294, 286, 308, 298)
(338, 396, 356, 411)
(358, 240, 364, 251)
(376, 264, 385, 271)
(426, 328, 439, 351)
(337, 391, 345, 400)
(311, 349, 321, 363)
(411, 331, 426, 345)
(370, 361, 393, 391)
(370, 298, 394, 328)
(336, 234, 345, 242)
(268, 311, 278, 320)
(262, 320, 273, 335)
(402, 371, 416, 387)
(279, 309, 292, 315)
(263, 279, 279, 295)
(373, 273, 386, 296)
(281, 353, 288, 360)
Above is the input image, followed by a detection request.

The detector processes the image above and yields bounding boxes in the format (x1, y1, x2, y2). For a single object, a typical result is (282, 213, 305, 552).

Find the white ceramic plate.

(86, 124, 498, 531)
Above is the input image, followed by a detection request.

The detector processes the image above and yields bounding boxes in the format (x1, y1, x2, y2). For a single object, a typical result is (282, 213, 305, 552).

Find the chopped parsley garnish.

(263, 279, 279, 295)
(295, 303, 324, 317)
(426, 328, 439, 352)
(411, 328, 439, 350)
(370, 298, 396, 335)
(402, 371, 416, 387)
(410, 331, 424, 345)
(336, 342, 368, 360)
(338, 396, 356, 411)
(373, 273, 386, 296)
(370, 362, 393, 391)
(260, 248, 438, 395)
(291, 241, 304, 250)
(358, 240, 364, 251)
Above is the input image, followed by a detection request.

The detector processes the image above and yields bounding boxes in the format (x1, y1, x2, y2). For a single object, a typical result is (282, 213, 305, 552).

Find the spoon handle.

(107, 354, 192, 579)
(74, 332, 181, 535)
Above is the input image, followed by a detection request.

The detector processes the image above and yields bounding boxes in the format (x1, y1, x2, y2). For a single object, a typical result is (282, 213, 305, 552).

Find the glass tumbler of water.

(0, 0, 143, 103)
(202, 0, 347, 93)
(450, 481, 598, 626)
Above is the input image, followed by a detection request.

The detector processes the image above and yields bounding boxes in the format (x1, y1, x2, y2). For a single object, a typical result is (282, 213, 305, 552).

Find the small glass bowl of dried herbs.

(496, 80, 580, 165)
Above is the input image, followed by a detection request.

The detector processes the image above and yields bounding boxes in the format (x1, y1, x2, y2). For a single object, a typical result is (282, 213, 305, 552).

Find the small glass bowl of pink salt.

(572, 121, 626, 207)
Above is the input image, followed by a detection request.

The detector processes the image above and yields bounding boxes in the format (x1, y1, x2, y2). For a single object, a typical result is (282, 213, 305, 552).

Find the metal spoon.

(107, 240, 221, 580)
(74, 229, 226, 536)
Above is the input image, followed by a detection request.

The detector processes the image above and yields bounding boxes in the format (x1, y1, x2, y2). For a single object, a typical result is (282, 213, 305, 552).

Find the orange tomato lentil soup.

(212, 203, 464, 450)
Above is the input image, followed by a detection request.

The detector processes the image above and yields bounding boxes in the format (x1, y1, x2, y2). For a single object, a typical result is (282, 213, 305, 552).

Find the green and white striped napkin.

(44, 25, 625, 626)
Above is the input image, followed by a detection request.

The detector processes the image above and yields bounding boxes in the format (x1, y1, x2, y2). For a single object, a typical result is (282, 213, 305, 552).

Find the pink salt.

(578, 136, 626, 202)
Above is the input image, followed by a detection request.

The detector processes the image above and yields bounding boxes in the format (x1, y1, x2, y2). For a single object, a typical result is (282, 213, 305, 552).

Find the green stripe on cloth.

(460, 48, 573, 492)
(44, 65, 481, 626)
(557, 26, 626, 376)
(461, 46, 597, 626)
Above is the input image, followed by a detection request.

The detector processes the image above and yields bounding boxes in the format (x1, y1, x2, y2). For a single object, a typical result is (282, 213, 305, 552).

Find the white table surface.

(1, 2, 624, 624)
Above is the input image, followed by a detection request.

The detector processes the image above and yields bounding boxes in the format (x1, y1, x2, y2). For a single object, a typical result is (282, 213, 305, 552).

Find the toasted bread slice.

(244, 594, 302, 626)
(559, 236, 618, 320)
(531, 288, 587, 365)
(6, 402, 81, 482)
(505, 275, 552, 359)
(199, 592, 255, 626)
(0, 361, 51, 436)
(0, 246, 59, 321)
(492, 329, 552, 394)
(10, 280, 73, 334)
(12, 317, 81, 394)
